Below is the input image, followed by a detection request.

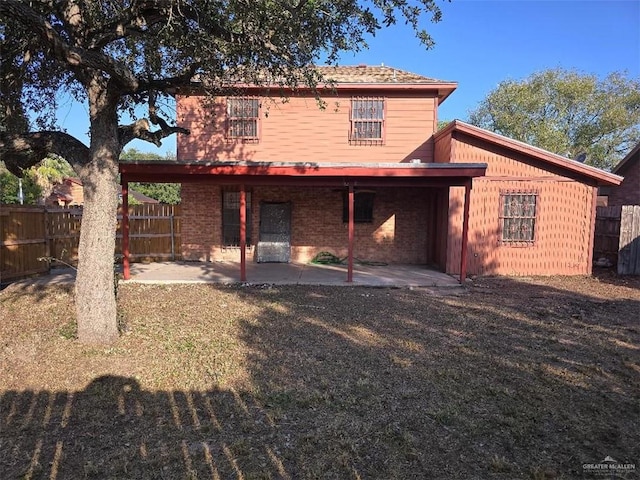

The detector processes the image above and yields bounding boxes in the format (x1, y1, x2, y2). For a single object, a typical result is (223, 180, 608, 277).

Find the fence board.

(0, 205, 49, 280)
(618, 205, 640, 275)
(1, 204, 182, 281)
(47, 207, 82, 264)
(593, 206, 622, 266)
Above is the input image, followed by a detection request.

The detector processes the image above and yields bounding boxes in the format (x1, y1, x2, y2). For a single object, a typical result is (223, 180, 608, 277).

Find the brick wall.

(181, 184, 220, 261)
(181, 184, 432, 264)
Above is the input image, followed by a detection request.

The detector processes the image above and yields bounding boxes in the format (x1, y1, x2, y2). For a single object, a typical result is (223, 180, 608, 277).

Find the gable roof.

(57, 177, 159, 204)
(184, 65, 457, 104)
(435, 120, 623, 187)
(612, 141, 640, 174)
(64, 177, 83, 186)
(315, 65, 457, 103)
(117, 186, 159, 204)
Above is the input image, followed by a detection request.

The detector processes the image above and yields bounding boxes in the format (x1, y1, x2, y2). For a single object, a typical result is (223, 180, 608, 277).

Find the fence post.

(44, 206, 51, 274)
(170, 212, 175, 261)
(618, 205, 640, 275)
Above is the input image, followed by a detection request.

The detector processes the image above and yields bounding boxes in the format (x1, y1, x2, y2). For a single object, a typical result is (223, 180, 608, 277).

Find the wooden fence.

(618, 205, 640, 275)
(1, 204, 181, 282)
(594, 205, 640, 275)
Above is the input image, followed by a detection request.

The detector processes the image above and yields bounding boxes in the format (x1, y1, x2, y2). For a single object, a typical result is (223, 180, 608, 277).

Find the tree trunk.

(75, 82, 121, 344)
(75, 170, 120, 343)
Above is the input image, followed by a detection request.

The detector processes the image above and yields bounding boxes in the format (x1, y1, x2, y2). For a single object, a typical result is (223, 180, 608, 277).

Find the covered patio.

(125, 261, 462, 287)
(119, 161, 487, 284)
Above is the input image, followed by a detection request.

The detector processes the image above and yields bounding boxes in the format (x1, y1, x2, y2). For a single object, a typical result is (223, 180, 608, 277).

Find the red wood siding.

(177, 93, 438, 164)
(433, 129, 451, 164)
(181, 184, 434, 264)
(608, 155, 639, 206)
(445, 135, 596, 276)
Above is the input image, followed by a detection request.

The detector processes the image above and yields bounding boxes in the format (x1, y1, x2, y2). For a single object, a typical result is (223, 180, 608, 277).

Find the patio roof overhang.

(119, 161, 487, 187)
(119, 161, 487, 285)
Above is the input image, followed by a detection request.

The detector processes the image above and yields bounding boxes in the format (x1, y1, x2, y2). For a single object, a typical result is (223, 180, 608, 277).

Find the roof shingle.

(314, 65, 450, 84)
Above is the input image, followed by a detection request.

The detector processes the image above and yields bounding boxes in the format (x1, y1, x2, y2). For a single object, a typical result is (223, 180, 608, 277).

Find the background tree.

(0, 0, 445, 344)
(437, 119, 451, 131)
(129, 182, 180, 204)
(468, 68, 640, 170)
(1, 155, 74, 204)
(29, 155, 75, 199)
(0, 162, 41, 203)
(120, 148, 180, 204)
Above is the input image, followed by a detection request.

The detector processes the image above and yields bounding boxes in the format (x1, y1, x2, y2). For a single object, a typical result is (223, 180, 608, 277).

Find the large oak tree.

(468, 68, 640, 170)
(0, 0, 444, 343)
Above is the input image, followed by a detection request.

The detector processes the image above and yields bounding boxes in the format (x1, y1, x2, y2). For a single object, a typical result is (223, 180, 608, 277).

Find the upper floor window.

(499, 191, 538, 243)
(350, 97, 385, 145)
(227, 97, 259, 141)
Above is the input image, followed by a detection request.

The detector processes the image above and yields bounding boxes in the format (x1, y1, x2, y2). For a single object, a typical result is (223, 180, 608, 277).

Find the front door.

(257, 202, 291, 262)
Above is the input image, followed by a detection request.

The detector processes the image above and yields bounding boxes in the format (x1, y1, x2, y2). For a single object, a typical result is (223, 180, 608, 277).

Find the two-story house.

(119, 65, 622, 282)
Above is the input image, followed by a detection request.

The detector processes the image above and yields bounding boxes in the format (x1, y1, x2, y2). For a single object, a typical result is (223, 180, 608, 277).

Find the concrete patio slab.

(126, 261, 461, 288)
(3, 262, 462, 290)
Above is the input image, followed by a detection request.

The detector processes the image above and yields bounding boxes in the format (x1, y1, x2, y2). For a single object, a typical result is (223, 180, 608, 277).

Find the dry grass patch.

(1, 272, 638, 479)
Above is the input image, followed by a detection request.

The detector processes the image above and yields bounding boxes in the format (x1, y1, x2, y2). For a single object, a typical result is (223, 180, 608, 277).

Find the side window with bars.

(350, 97, 385, 144)
(499, 192, 538, 243)
(227, 97, 259, 141)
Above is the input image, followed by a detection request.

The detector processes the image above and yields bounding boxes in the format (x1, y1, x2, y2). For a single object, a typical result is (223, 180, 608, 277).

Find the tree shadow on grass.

(230, 281, 640, 478)
(1, 376, 294, 479)
(1, 277, 638, 479)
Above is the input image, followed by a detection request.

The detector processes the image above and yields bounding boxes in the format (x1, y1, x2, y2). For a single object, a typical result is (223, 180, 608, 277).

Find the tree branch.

(89, 0, 287, 65)
(0, 131, 90, 176)
(89, 4, 167, 50)
(118, 119, 189, 148)
(138, 62, 202, 93)
(0, 0, 139, 90)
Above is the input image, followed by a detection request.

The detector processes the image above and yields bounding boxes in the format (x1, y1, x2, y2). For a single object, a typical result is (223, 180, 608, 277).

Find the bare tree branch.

(118, 119, 189, 148)
(138, 62, 202, 93)
(148, 91, 169, 130)
(0, 131, 90, 176)
(0, 0, 139, 90)
(89, 4, 167, 49)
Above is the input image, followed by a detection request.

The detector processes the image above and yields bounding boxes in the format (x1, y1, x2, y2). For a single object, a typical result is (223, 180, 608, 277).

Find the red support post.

(460, 180, 472, 284)
(239, 185, 247, 282)
(347, 184, 354, 283)
(122, 180, 130, 280)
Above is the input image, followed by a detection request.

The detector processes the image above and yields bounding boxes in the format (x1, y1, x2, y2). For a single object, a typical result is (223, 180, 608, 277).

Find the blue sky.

(345, 0, 640, 123)
(58, 0, 640, 155)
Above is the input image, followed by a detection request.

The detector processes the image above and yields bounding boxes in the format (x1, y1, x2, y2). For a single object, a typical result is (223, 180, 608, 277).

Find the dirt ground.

(1, 270, 639, 479)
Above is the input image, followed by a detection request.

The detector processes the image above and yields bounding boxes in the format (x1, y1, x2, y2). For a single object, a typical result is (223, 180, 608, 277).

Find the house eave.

(434, 120, 624, 187)
(612, 142, 640, 174)
(174, 82, 457, 104)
